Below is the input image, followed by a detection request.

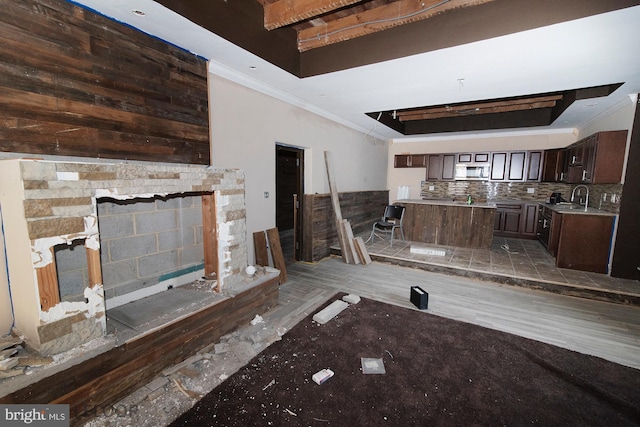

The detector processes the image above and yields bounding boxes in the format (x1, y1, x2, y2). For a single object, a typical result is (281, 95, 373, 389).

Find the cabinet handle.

(543, 219, 548, 228)
(582, 170, 587, 181)
(572, 155, 576, 164)
(560, 172, 564, 181)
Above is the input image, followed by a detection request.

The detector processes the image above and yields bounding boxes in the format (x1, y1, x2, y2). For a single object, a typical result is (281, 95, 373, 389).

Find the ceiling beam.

(297, 0, 496, 51)
(264, 0, 364, 30)
(398, 101, 560, 121)
(396, 95, 563, 121)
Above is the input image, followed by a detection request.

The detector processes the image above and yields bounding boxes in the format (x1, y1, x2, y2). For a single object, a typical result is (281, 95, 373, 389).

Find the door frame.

(276, 144, 304, 261)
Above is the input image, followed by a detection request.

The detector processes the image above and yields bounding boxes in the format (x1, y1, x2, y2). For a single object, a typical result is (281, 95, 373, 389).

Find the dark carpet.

(171, 294, 640, 426)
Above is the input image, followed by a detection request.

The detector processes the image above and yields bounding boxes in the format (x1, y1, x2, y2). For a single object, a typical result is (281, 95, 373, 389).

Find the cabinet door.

(526, 151, 543, 182)
(494, 203, 523, 237)
(581, 137, 596, 182)
(458, 153, 472, 163)
(522, 203, 539, 237)
(394, 155, 410, 168)
(426, 155, 442, 180)
(442, 154, 456, 180)
(503, 211, 522, 234)
(556, 214, 614, 273)
(591, 130, 627, 184)
(490, 153, 507, 180)
(410, 154, 427, 168)
(542, 149, 565, 182)
(474, 153, 490, 163)
(508, 152, 527, 181)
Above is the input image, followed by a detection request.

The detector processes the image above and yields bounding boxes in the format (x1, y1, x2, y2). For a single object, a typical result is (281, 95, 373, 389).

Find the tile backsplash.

(419, 181, 623, 213)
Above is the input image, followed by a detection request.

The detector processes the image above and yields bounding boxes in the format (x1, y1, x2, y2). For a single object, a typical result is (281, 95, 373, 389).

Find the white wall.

(209, 75, 388, 263)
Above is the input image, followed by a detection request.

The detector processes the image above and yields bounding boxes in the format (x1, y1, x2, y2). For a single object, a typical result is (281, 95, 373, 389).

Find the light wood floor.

(283, 257, 640, 370)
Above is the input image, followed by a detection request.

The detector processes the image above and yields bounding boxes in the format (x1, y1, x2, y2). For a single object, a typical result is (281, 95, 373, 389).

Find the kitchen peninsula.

(396, 199, 496, 249)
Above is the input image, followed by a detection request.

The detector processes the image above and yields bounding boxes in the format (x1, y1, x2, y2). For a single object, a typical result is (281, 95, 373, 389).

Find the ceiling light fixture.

(132, 10, 146, 17)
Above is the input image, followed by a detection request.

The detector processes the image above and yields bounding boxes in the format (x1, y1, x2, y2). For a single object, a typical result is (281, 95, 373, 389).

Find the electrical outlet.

(527, 188, 534, 194)
(264, 191, 269, 198)
(602, 193, 607, 201)
(429, 185, 435, 191)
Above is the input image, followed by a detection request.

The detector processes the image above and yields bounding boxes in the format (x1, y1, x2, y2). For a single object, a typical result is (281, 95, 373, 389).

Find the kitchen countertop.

(396, 199, 497, 208)
(542, 202, 616, 216)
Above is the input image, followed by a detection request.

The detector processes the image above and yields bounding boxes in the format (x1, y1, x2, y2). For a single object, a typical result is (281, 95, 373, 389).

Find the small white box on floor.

(312, 368, 334, 385)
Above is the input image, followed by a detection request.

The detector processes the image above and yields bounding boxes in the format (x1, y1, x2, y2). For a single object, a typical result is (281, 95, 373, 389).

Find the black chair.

(369, 205, 405, 247)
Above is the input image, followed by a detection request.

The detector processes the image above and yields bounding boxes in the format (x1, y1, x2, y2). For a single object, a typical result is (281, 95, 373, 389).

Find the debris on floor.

(312, 300, 349, 324)
(83, 309, 288, 427)
(0, 335, 54, 379)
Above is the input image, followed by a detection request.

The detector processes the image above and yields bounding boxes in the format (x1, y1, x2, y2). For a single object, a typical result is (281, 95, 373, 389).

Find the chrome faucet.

(571, 184, 589, 210)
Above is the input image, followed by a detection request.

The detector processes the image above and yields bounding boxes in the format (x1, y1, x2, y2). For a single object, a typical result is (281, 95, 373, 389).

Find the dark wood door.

(542, 149, 565, 182)
(394, 155, 410, 167)
(522, 203, 539, 237)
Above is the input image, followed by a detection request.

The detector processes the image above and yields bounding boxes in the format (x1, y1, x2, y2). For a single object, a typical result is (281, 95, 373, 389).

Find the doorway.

(276, 145, 304, 262)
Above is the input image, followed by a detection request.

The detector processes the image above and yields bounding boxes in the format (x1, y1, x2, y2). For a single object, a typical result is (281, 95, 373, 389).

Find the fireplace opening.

(97, 193, 209, 309)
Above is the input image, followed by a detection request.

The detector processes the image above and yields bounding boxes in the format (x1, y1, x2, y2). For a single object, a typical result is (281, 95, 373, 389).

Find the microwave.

(455, 163, 490, 180)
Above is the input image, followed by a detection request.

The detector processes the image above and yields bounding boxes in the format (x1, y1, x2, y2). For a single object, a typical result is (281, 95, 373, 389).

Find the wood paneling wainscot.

(302, 190, 389, 261)
(0, 0, 210, 165)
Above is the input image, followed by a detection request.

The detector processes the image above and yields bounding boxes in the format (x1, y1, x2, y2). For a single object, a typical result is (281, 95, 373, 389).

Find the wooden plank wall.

(302, 190, 388, 261)
(0, 0, 210, 165)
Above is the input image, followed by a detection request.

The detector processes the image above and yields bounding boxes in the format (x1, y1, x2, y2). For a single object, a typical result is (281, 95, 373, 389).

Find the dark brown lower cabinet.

(494, 202, 539, 239)
(556, 214, 614, 273)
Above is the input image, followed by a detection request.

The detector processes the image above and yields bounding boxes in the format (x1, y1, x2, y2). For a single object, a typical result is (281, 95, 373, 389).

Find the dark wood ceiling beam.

(396, 95, 563, 120)
(398, 100, 559, 121)
(264, 0, 363, 30)
(297, 0, 496, 51)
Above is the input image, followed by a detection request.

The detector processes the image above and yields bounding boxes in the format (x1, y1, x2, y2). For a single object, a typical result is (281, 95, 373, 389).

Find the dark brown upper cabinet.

(394, 154, 427, 168)
(545, 130, 628, 184)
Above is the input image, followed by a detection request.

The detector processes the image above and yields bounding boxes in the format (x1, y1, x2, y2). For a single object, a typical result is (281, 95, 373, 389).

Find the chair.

(369, 205, 405, 247)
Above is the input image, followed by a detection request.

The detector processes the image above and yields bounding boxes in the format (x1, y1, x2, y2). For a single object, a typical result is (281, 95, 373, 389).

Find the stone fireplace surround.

(0, 159, 248, 355)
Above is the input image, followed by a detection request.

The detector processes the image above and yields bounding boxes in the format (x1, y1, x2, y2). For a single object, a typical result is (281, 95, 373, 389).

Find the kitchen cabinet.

(522, 203, 539, 238)
(494, 202, 522, 237)
(556, 214, 614, 273)
(394, 154, 427, 168)
(490, 151, 541, 182)
(541, 149, 565, 182)
(494, 202, 539, 239)
(458, 153, 489, 163)
(563, 130, 627, 184)
(537, 204, 615, 273)
(490, 152, 507, 180)
(426, 154, 456, 181)
(526, 151, 543, 182)
(442, 154, 456, 180)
